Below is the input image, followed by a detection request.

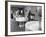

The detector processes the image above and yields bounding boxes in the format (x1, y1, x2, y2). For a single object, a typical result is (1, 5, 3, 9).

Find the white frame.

(7, 2, 45, 35)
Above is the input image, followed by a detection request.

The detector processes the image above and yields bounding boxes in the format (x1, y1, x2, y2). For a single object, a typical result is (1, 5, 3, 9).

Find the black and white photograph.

(11, 5, 42, 32)
(5, 1, 45, 35)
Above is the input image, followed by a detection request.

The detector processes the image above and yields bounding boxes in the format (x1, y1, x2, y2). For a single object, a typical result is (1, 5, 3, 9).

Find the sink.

(16, 17, 28, 22)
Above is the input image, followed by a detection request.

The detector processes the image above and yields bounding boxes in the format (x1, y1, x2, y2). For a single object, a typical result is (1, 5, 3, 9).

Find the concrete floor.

(11, 19, 25, 32)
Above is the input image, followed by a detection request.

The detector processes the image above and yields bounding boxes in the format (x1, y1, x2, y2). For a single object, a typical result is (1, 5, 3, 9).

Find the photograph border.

(5, 1, 45, 36)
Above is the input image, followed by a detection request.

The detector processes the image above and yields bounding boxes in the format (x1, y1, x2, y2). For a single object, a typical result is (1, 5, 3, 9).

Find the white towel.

(25, 21, 39, 31)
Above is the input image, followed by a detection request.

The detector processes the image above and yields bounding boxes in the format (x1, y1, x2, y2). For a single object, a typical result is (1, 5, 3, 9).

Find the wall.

(0, 0, 46, 37)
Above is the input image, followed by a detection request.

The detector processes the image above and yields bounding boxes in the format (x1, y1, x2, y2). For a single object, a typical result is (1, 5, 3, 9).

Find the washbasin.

(16, 17, 28, 22)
